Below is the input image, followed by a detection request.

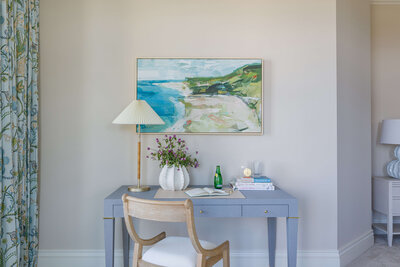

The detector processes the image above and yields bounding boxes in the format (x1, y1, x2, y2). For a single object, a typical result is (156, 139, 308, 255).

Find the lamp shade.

(380, 119, 400, 144)
(112, 100, 165, 125)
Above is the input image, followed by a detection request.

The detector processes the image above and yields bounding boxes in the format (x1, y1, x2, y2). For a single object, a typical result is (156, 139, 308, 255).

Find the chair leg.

(197, 254, 207, 267)
(222, 246, 230, 267)
(133, 243, 143, 267)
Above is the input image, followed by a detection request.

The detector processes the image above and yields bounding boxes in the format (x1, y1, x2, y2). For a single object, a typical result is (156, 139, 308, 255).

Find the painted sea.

(136, 58, 263, 133)
(137, 80, 185, 132)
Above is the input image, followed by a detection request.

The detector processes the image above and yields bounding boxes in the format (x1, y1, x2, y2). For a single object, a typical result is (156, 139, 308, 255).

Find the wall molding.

(338, 230, 374, 267)
(371, 0, 400, 5)
(38, 232, 374, 267)
(38, 249, 340, 267)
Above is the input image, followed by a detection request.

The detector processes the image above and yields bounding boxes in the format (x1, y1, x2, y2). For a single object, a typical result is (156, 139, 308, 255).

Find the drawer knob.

(199, 210, 204, 214)
(264, 210, 268, 214)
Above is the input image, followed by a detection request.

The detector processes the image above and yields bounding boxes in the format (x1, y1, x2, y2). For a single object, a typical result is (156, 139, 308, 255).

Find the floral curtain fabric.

(0, 0, 39, 266)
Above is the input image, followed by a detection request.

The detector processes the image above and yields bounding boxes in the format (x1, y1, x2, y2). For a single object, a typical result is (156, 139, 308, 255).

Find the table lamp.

(380, 119, 400, 179)
(113, 100, 165, 192)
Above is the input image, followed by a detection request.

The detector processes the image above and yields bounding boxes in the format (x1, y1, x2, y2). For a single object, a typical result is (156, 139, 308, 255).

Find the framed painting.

(136, 58, 263, 134)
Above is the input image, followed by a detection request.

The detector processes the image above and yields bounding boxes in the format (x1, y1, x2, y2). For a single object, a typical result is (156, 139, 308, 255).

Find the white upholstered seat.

(143, 236, 217, 267)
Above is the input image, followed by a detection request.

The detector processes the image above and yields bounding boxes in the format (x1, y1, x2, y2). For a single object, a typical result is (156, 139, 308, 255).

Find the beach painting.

(136, 58, 263, 134)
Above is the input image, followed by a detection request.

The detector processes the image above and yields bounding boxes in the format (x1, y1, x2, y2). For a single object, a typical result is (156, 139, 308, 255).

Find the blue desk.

(104, 186, 298, 267)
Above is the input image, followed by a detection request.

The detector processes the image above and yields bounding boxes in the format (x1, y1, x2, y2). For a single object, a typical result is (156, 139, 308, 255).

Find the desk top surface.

(373, 176, 400, 182)
(105, 185, 297, 206)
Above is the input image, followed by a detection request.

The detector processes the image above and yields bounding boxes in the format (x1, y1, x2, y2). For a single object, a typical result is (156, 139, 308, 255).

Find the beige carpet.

(348, 235, 400, 267)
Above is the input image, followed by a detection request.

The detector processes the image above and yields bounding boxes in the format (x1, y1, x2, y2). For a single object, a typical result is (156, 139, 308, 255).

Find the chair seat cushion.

(142, 236, 217, 267)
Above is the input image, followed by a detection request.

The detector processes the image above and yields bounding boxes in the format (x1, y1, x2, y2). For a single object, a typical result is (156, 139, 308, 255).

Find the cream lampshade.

(380, 119, 400, 145)
(113, 100, 164, 192)
(113, 100, 164, 125)
(380, 119, 400, 179)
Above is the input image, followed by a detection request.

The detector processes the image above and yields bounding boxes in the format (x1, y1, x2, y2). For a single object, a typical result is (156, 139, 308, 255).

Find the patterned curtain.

(0, 0, 39, 266)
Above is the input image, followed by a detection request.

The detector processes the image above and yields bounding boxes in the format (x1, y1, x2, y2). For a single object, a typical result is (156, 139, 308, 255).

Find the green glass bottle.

(214, 165, 223, 189)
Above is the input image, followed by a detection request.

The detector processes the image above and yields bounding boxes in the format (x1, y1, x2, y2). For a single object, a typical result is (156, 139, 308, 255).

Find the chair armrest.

(141, 231, 166, 246)
(202, 240, 229, 257)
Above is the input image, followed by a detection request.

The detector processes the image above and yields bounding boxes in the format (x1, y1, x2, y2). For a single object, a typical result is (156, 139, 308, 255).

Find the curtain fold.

(0, 0, 39, 266)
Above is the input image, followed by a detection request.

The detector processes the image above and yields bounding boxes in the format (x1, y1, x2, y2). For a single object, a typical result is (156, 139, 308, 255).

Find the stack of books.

(234, 176, 275, 190)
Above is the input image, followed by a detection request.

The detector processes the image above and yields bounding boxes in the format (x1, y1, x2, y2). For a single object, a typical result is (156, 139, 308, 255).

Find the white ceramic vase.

(159, 166, 190, 191)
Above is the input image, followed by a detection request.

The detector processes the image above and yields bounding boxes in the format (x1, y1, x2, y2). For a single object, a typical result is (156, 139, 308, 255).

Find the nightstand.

(372, 176, 400, 246)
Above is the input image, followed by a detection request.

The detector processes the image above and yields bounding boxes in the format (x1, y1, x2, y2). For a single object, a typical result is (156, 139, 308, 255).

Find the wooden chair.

(122, 194, 230, 267)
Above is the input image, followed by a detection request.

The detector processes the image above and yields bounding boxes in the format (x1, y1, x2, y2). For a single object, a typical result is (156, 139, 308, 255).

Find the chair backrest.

(122, 194, 191, 222)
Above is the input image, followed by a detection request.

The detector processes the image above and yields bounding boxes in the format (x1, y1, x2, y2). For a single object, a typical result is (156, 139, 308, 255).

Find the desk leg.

(267, 217, 277, 267)
(388, 214, 393, 247)
(287, 218, 298, 267)
(122, 220, 130, 267)
(104, 218, 115, 267)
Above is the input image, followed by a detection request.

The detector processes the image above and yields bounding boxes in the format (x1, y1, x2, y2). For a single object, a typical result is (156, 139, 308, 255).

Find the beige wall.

(40, 0, 339, 254)
(336, 0, 371, 251)
(372, 4, 400, 178)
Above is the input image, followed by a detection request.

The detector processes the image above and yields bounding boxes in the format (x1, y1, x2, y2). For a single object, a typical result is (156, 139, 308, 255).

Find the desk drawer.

(242, 205, 288, 217)
(194, 205, 241, 218)
(393, 185, 400, 197)
(393, 198, 400, 214)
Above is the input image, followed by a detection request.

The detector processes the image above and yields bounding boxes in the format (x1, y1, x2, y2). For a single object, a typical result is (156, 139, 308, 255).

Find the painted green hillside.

(185, 63, 262, 96)
(184, 63, 262, 118)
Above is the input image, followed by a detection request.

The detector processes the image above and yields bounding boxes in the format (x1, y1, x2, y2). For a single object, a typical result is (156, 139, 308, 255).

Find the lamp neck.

(137, 124, 141, 182)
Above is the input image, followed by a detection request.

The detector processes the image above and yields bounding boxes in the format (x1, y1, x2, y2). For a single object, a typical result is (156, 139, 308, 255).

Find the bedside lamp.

(380, 119, 400, 179)
(113, 100, 165, 192)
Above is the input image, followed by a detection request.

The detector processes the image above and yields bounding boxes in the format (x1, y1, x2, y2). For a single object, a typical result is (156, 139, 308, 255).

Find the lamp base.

(128, 185, 151, 192)
(387, 146, 400, 179)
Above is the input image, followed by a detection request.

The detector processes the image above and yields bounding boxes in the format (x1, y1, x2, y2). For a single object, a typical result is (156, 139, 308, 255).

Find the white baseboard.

(230, 250, 340, 267)
(38, 249, 340, 267)
(338, 230, 374, 267)
(39, 231, 374, 267)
